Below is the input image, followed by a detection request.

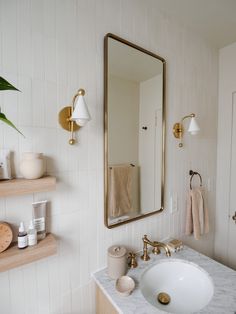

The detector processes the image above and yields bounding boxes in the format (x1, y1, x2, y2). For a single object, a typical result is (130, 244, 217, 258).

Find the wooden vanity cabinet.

(96, 285, 118, 314)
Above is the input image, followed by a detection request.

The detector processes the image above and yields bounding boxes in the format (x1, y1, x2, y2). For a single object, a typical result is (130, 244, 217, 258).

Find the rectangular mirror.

(104, 33, 166, 228)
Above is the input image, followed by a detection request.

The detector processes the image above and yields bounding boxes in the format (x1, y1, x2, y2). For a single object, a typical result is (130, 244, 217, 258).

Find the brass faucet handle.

(143, 234, 148, 241)
(166, 251, 171, 257)
(152, 243, 161, 255)
(128, 252, 138, 268)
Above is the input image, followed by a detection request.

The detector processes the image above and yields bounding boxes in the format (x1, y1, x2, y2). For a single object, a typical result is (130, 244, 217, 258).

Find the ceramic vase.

(20, 152, 45, 179)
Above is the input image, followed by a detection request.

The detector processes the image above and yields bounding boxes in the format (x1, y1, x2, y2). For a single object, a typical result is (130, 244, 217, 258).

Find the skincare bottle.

(18, 222, 28, 249)
(28, 220, 37, 246)
(32, 200, 47, 240)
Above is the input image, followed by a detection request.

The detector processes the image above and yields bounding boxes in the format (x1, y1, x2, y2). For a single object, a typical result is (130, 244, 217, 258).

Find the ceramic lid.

(22, 152, 43, 159)
(108, 245, 127, 258)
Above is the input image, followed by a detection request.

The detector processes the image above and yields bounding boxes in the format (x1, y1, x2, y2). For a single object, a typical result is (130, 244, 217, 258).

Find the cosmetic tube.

(28, 220, 37, 246)
(32, 200, 47, 240)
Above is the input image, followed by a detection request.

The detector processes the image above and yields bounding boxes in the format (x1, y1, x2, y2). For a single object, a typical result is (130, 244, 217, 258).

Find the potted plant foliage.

(0, 77, 23, 135)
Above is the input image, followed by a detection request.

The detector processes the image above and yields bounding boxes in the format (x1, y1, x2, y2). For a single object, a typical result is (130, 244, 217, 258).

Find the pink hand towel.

(185, 188, 209, 240)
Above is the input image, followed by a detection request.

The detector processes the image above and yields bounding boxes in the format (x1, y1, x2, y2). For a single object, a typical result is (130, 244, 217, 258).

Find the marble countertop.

(92, 246, 236, 314)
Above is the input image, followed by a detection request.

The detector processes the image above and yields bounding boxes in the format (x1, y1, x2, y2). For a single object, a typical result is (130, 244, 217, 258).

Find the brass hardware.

(58, 88, 86, 145)
(152, 245, 161, 255)
(69, 138, 76, 145)
(128, 252, 138, 268)
(141, 235, 151, 261)
(173, 113, 196, 147)
(141, 235, 171, 261)
(77, 89, 85, 96)
(104, 33, 166, 229)
(173, 122, 183, 139)
(157, 292, 171, 305)
(232, 212, 236, 223)
(109, 163, 135, 170)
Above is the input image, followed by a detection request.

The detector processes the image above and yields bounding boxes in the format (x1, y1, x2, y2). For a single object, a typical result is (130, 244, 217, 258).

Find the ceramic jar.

(107, 245, 127, 279)
(20, 152, 45, 179)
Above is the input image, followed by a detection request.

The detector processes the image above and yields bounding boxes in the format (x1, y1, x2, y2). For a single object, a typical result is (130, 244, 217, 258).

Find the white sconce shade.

(71, 95, 91, 127)
(188, 117, 200, 135)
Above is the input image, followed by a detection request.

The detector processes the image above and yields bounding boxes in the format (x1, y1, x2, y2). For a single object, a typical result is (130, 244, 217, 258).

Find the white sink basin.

(140, 259, 214, 314)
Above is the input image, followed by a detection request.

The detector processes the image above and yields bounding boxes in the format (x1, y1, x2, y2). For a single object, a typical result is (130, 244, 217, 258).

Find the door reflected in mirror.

(104, 34, 165, 228)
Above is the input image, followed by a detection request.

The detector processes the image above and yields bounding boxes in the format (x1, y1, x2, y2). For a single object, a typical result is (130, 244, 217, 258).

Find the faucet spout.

(154, 241, 171, 257)
(141, 235, 171, 261)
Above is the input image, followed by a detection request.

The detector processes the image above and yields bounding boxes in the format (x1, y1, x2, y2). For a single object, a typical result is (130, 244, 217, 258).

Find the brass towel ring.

(189, 170, 202, 190)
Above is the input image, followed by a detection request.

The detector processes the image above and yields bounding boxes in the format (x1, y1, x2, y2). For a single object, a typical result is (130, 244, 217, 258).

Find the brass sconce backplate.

(58, 106, 80, 132)
(173, 123, 183, 139)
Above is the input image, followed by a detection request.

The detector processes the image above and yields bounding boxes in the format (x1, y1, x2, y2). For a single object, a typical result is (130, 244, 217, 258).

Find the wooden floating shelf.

(0, 176, 56, 197)
(0, 233, 57, 272)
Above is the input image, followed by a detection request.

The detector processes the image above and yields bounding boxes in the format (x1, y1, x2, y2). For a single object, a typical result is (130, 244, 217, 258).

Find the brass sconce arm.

(181, 113, 195, 123)
(72, 89, 85, 107)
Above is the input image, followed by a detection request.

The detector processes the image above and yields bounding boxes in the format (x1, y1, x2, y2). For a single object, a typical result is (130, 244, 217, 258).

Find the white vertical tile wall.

(0, 0, 218, 313)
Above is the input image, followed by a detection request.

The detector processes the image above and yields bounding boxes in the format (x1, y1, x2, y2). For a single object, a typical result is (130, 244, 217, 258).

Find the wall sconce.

(58, 89, 91, 145)
(173, 113, 200, 147)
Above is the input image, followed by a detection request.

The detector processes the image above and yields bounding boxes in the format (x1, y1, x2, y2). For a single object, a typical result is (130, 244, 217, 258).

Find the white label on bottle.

(34, 217, 45, 232)
(28, 233, 37, 246)
(18, 235, 28, 248)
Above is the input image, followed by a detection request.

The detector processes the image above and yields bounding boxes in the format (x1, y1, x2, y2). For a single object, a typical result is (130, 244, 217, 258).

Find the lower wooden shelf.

(0, 233, 57, 272)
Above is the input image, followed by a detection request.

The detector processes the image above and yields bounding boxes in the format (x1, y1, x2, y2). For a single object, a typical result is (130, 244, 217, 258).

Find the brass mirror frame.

(104, 33, 166, 229)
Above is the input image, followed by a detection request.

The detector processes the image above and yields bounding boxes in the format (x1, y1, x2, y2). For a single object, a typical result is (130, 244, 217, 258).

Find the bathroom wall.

(139, 75, 162, 212)
(108, 75, 140, 213)
(108, 75, 139, 164)
(0, 0, 218, 313)
(215, 41, 236, 268)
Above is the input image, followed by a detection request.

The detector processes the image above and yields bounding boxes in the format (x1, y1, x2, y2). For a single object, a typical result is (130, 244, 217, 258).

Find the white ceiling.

(154, 0, 236, 48)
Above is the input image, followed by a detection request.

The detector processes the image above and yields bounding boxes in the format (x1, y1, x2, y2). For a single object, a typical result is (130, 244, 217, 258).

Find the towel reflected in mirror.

(108, 164, 139, 219)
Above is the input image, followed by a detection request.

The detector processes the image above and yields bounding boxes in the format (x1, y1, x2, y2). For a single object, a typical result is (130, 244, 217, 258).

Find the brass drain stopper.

(157, 292, 171, 305)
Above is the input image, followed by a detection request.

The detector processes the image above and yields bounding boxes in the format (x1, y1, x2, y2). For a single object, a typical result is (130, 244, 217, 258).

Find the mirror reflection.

(104, 34, 165, 228)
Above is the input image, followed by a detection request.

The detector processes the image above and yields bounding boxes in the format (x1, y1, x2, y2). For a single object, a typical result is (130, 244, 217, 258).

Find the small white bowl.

(116, 276, 135, 296)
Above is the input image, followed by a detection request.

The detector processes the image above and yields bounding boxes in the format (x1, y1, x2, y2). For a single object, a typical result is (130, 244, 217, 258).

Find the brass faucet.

(141, 234, 171, 261)
(128, 252, 138, 268)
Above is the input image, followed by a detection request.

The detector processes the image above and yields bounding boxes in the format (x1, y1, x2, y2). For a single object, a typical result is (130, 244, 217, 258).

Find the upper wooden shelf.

(0, 176, 56, 197)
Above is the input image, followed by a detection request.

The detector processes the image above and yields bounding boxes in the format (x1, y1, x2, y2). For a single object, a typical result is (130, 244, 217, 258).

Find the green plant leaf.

(0, 76, 23, 136)
(0, 77, 20, 91)
(0, 113, 24, 136)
